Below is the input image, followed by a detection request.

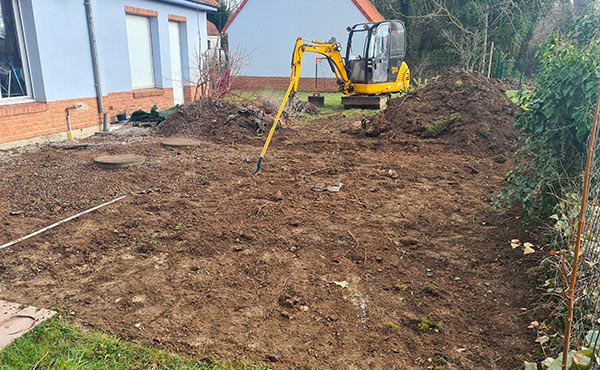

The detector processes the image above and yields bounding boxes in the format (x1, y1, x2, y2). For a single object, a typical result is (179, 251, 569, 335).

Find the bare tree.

(189, 46, 250, 101)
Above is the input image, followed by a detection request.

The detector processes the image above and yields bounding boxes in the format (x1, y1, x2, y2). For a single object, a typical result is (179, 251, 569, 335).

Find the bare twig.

(344, 230, 360, 258)
(29, 352, 49, 370)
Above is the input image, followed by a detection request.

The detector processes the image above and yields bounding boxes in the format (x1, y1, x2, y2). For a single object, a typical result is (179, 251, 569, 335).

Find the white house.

(223, 0, 384, 91)
(207, 20, 221, 51)
(1, 0, 218, 148)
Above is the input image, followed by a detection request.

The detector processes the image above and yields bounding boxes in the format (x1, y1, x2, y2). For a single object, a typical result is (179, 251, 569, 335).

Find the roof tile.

(224, 0, 384, 32)
(207, 20, 220, 35)
(351, 0, 384, 22)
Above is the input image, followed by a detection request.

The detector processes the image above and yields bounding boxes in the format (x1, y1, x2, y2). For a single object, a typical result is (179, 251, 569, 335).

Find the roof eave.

(158, 0, 219, 12)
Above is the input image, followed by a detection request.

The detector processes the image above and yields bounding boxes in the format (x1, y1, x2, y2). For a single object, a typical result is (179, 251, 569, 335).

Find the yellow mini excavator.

(253, 20, 410, 174)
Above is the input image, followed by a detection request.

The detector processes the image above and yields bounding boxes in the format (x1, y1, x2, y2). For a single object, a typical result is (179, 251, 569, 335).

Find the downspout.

(84, 0, 109, 132)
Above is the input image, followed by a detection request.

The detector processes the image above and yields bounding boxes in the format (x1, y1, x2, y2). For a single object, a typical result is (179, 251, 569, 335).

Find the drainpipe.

(84, 0, 109, 131)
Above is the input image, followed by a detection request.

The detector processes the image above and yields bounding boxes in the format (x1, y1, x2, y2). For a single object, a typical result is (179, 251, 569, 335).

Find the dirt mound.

(156, 97, 318, 142)
(156, 98, 272, 141)
(363, 71, 518, 156)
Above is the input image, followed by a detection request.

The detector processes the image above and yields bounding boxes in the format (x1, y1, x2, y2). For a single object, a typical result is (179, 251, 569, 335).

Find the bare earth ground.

(0, 112, 539, 369)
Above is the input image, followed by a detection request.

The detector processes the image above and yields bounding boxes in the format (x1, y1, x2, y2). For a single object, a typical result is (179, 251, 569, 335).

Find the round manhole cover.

(161, 138, 201, 148)
(0, 315, 35, 336)
(94, 154, 145, 169)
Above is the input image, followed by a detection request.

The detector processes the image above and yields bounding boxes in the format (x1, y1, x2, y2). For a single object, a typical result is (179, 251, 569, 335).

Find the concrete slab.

(94, 154, 145, 169)
(160, 138, 201, 148)
(0, 300, 56, 351)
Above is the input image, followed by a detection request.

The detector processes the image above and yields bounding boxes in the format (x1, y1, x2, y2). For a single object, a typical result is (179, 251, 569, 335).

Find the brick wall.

(233, 76, 340, 93)
(104, 88, 174, 116)
(0, 88, 175, 146)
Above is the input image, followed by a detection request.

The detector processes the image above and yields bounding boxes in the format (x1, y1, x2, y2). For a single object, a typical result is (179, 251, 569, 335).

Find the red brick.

(233, 76, 340, 93)
(168, 14, 187, 22)
(125, 6, 158, 17)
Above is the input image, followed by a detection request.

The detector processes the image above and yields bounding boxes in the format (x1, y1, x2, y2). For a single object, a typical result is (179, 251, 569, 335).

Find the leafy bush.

(495, 13, 600, 217)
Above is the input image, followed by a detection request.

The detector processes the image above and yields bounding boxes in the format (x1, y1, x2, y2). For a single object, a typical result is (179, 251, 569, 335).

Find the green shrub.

(494, 13, 600, 218)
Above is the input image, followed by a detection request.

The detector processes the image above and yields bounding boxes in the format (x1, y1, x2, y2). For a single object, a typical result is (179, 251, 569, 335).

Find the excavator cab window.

(346, 24, 369, 83)
(345, 20, 407, 85)
(370, 23, 390, 83)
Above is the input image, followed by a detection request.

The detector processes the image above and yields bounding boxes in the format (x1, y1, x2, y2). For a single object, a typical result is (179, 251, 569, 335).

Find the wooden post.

(562, 82, 600, 369)
(487, 41, 495, 78)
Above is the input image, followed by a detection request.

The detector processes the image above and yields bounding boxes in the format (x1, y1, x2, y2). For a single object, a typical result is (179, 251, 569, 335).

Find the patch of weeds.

(386, 322, 399, 329)
(196, 268, 210, 275)
(285, 142, 296, 147)
(422, 282, 438, 295)
(394, 283, 409, 291)
(419, 316, 443, 332)
(169, 153, 179, 159)
(453, 276, 461, 281)
(424, 113, 460, 138)
(454, 80, 463, 89)
(199, 173, 211, 185)
(341, 109, 379, 118)
(174, 225, 182, 231)
(96, 196, 104, 202)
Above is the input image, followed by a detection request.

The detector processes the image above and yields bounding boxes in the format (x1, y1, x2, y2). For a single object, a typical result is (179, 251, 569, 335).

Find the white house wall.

(17, 0, 210, 102)
(227, 0, 370, 78)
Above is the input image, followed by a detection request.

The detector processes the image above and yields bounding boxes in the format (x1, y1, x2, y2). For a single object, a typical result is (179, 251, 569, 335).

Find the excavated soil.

(362, 71, 518, 157)
(0, 92, 540, 369)
(156, 98, 315, 144)
(156, 98, 271, 143)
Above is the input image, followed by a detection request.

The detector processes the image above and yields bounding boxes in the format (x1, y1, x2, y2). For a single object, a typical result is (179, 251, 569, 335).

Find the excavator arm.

(289, 37, 354, 95)
(252, 37, 352, 174)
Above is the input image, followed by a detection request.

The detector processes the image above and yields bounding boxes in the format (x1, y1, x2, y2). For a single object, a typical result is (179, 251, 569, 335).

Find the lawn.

(0, 318, 266, 370)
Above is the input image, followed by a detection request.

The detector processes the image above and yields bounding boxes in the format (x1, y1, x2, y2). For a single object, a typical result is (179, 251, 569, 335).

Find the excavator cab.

(345, 20, 408, 92)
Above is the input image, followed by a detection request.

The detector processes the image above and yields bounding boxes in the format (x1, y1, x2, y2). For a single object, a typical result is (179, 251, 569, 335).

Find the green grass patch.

(227, 90, 394, 121)
(0, 318, 267, 370)
(341, 109, 379, 118)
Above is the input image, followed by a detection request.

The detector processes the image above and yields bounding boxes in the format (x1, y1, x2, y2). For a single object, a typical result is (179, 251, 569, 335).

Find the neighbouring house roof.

(222, 0, 384, 32)
(207, 21, 220, 35)
(351, 0, 384, 22)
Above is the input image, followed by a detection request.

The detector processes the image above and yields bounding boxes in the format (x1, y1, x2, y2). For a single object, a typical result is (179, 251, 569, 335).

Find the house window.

(126, 14, 155, 89)
(0, 0, 31, 100)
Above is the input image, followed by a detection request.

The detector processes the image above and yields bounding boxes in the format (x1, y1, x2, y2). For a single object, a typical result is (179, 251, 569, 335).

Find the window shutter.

(125, 14, 155, 89)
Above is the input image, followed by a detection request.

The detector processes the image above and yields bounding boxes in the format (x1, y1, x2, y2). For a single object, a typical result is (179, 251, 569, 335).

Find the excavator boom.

(289, 37, 354, 95)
